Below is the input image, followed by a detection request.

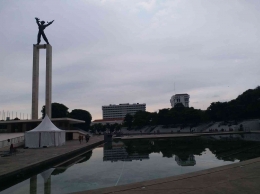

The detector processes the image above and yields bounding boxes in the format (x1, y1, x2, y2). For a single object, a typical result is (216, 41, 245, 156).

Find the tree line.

(207, 86, 260, 121)
(123, 86, 260, 129)
(89, 123, 122, 134)
(42, 102, 92, 131)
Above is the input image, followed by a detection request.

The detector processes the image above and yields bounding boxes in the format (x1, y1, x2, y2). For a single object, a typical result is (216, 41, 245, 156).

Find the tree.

(89, 125, 95, 133)
(90, 123, 103, 133)
(69, 109, 92, 131)
(115, 124, 122, 131)
(124, 113, 133, 129)
(158, 109, 171, 125)
(41, 102, 69, 118)
(133, 111, 153, 127)
(206, 86, 260, 121)
(108, 123, 115, 133)
(174, 103, 185, 109)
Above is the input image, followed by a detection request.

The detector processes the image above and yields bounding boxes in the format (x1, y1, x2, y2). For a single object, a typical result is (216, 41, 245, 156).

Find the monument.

(0, 18, 85, 135)
(32, 17, 54, 119)
(35, 17, 54, 45)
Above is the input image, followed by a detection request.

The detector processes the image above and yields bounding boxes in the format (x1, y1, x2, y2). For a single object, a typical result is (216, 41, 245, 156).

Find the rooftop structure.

(0, 118, 84, 133)
(170, 94, 190, 108)
(102, 103, 146, 119)
(91, 118, 124, 126)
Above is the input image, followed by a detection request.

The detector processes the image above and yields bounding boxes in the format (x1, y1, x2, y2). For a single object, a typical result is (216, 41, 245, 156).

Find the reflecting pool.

(2, 134, 260, 194)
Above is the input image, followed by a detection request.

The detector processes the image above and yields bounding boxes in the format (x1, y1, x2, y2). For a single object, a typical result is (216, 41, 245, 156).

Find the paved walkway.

(0, 136, 103, 180)
(74, 156, 260, 194)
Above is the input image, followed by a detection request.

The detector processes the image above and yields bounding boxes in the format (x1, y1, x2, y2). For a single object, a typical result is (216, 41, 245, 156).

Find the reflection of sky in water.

(0, 140, 253, 194)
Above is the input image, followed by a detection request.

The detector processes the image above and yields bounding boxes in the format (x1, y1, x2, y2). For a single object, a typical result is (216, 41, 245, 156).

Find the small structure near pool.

(25, 115, 65, 148)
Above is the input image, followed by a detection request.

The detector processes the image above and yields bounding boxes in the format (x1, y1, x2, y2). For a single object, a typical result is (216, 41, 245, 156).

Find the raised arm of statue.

(45, 20, 54, 27)
(35, 17, 40, 26)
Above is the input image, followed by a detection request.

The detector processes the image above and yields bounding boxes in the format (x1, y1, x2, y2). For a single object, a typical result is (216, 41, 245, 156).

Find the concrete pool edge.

(114, 131, 255, 140)
(73, 156, 260, 194)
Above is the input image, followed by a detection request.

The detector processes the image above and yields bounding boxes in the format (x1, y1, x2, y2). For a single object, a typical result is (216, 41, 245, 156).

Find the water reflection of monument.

(103, 142, 149, 162)
(30, 168, 54, 194)
(29, 151, 92, 194)
(175, 155, 196, 166)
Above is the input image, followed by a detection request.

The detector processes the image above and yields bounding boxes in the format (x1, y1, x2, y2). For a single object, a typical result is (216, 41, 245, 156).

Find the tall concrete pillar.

(45, 45, 52, 118)
(32, 44, 52, 120)
(32, 45, 40, 120)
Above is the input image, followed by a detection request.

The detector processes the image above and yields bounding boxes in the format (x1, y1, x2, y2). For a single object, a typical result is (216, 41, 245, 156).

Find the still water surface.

(2, 134, 260, 194)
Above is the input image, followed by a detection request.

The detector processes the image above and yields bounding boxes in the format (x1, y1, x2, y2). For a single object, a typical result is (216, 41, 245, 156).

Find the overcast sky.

(1, 0, 260, 120)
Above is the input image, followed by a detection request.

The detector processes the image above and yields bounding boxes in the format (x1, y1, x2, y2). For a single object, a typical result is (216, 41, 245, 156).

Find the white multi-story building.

(102, 103, 146, 119)
(170, 94, 190, 108)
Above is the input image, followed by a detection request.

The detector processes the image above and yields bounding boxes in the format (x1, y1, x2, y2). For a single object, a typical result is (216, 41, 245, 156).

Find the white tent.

(25, 115, 66, 148)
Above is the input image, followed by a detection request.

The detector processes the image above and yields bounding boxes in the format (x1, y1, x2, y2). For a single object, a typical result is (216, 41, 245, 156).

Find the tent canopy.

(28, 115, 62, 132)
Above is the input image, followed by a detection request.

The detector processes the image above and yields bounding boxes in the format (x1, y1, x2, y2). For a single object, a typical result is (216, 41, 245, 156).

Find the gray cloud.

(1, 0, 260, 119)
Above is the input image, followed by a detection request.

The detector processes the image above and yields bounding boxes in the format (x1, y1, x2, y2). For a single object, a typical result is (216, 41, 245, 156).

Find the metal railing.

(0, 136, 24, 149)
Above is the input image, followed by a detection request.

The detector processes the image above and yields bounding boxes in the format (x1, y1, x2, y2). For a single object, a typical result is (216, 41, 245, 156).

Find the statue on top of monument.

(35, 17, 54, 45)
